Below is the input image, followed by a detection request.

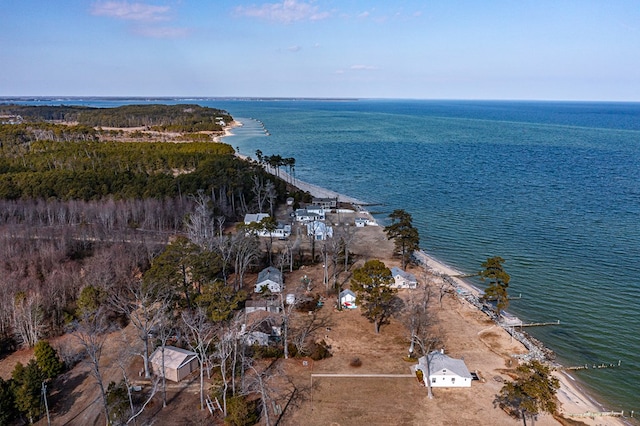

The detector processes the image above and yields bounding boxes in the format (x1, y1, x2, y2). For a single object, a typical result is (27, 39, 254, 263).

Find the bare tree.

(252, 176, 267, 213)
(154, 309, 178, 408)
(401, 286, 441, 399)
(181, 308, 216, 410)
(12, 291, 44, 348)
(232, 233, 261, 292)
(185, 191, 215, 248)
(109, 280, 170, 379)
(290, 311, 333, 356)
(72, 307, 110, 424)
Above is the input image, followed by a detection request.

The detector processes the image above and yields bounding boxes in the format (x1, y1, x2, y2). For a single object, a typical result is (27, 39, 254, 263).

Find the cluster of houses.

(149, 198, 473, 390)
(243, 196, 380, 243)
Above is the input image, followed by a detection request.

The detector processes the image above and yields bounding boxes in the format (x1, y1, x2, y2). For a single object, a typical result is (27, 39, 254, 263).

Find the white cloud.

(234, 0, 331, 24)
(288, 45, 302, 52)
(350, 64, 377, 71)
(90, 1, 171, 22)
(132, 26, 189, 38)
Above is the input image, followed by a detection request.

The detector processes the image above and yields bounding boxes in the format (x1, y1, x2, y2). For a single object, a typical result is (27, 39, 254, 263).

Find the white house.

(244, 213, 270, 225)
(294, 208, 325, 222)
(390, 267, 418, 289)
(257, 223, 291, 239)
(150, 346, 199, 382)
(412, 350, 472, 388)
(339, 289, 357, 309)
(255, 266, 283, 293)
(354, 217, 376, 227)
(307, 221, 333, 240)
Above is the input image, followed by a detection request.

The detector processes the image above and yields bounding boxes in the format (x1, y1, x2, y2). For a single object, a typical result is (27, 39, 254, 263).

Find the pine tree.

(384, 209, 420, 269)
(350, 260, 401, 333)
(479, 256, 510, 315)
(34, 340, 64, 379)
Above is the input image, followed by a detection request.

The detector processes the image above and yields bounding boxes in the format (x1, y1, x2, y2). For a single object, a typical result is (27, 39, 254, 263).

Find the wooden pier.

(520, 320, 560, 327)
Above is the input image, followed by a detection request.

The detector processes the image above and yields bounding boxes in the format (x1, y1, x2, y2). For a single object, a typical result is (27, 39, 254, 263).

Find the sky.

(1, 0, 639, 101)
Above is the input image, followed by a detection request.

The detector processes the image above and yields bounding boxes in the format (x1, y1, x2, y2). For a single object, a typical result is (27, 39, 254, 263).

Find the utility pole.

(42, 381, 51, 426)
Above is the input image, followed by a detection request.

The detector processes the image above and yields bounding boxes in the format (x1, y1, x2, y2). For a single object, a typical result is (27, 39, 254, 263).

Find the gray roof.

(257, 266, 283, 284)
(421, 351, 472, 379)
(391, 267, 417, 282)
(339, 289, 356, 298)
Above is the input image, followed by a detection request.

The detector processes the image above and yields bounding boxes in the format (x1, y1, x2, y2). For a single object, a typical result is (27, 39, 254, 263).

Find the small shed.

(390, 267, 418, 289)
(339, 289, 357, 309)
(412, 350, 472, 388)
(255, 266, 283, 293)
(150, 346, 199, 382)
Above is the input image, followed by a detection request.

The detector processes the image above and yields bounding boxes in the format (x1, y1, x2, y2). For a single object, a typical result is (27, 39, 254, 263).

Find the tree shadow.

(48, 369, 89, 417)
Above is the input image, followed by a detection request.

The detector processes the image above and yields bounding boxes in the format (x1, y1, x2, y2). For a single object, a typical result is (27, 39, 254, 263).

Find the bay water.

(8, 98, 640, 414)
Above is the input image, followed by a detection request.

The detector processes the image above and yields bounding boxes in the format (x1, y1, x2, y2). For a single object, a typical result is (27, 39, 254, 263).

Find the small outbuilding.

(412, 350, 472, 388)
(255, 266, 283, 293)
(150, 346, 199, 382)
(339, 289, 357, 309)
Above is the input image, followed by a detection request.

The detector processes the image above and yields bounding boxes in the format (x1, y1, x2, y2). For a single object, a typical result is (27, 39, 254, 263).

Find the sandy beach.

(238, 139, 628, 424)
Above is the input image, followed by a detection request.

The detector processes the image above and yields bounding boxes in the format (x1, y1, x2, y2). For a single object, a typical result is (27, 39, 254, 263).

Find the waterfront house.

(150, 346, 199, 382)
(255, 266, 283, 293)
(412, 350, 472, 388)
(390, 267, 418, 289)
(312, 197, 338, 209)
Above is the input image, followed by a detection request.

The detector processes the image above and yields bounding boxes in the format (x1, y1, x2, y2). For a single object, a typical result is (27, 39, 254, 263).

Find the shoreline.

(221, 121, 628, 425)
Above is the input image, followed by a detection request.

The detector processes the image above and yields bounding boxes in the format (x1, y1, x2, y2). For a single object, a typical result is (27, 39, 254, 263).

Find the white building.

(244, 213, 270, 224)
(255, 266, 283, 293)
(257, 223, 291, 239)
(412, 350, 472, 388)
(307, 221, 333, 240)
(294, 208, 325, 222)
(390, 267, 418, 289)
(339, 289, 357, 309)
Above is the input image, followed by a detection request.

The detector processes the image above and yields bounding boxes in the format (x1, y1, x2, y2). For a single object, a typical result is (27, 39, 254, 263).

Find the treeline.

(0, 136, 288, 218)
(0, 104, 233, 132)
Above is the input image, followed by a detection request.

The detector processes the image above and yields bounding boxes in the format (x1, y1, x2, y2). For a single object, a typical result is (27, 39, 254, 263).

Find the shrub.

(349, 357, 362, 367)
(308, 340, 332, 361)
(225, 396, 259, 426)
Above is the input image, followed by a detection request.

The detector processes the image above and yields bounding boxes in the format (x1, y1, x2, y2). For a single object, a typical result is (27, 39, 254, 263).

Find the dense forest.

(0, 104, 233, 132)
(0, 104, 325, 424)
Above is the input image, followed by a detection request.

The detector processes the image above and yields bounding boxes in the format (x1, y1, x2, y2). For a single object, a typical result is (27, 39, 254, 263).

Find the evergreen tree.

(11, 360, 46, 424)
(479, 256, 510, 315)
(495, 360, 560, 425)
(34, 340, 64, 379)
(384, 209, 420, 269)
(350, 260, 401, 333)
(0, 376, 17, 425)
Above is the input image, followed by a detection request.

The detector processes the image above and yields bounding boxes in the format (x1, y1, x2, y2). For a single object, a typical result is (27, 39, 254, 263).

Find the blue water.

(6, 98, 640, 413)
